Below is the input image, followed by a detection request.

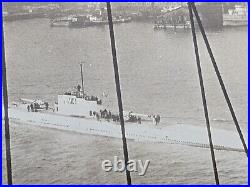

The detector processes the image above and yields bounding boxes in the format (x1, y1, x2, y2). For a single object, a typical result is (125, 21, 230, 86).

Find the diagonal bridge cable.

(190, 2, 248, 157)
(188, 3, 219, 184)
(2, 27, 13, 184)
(106, 2, 132, 185)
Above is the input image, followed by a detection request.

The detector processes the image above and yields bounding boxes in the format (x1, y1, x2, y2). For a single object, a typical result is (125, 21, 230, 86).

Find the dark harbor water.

(2, 18, 248, 184)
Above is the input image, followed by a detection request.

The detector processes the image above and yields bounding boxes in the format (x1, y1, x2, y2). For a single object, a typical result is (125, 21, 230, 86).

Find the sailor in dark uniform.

(30, 104, 34, 112)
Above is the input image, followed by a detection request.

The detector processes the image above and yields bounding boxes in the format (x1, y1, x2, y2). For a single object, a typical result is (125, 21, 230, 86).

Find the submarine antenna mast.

(80, 62, 84, 97)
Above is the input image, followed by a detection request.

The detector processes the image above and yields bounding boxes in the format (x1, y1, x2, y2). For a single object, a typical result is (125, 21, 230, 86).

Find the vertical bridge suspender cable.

(190, 3, 248, 157)
(2, 28, 13, 184)
(106, 2, 132, 185)
(188, 3, 219, 185)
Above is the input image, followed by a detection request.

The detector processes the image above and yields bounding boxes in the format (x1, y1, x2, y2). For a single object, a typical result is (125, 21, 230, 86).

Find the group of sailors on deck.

(89, 109, 120, 122)
(89, 109, 161, 125)
(64, 85, 102, 105)
(84, 95, 102, 105)
(27, 102, 49, 112)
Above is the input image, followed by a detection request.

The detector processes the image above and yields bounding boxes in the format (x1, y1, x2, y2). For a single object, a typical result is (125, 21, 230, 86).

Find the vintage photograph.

(2, 2, 248, 184)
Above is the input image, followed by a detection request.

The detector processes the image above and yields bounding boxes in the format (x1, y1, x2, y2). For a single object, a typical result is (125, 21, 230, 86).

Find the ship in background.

(153, 3, 224, 30)
(50, 7, 132, 28)
(50, 14, 132, 28)
(2, 3, 248, 28)
(197, 3, 223, 28)
(153, 3, 248, 30)
(223, 4, 248, 27)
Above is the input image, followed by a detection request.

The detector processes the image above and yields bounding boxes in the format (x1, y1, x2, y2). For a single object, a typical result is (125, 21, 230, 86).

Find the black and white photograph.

(2, 2, 248, 184)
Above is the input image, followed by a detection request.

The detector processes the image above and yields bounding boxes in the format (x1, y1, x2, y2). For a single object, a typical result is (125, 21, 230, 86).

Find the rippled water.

(2, 18, 248, 184)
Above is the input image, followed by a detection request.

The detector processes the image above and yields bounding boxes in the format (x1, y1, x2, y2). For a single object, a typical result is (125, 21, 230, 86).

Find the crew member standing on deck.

(30, 104, 34, 112)
(156, 115, 160, 125)
(77, 84, 81, 92)
(152, 115, 155, 125)
(45, 102, 49, 110)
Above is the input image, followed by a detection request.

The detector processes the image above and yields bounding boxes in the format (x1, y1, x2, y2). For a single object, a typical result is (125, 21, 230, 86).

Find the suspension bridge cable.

(2, 28, 13, 184)
(106, 2, 132, 185)
(188, 3, 219, 184)
(190, 2, 248, 157)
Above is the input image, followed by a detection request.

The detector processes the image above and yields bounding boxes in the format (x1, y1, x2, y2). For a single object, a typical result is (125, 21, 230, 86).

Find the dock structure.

(154, 3, 223, 30)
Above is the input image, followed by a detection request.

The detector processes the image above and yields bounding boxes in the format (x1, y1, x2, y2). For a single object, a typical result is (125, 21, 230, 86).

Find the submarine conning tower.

(55, 87, 103, 117)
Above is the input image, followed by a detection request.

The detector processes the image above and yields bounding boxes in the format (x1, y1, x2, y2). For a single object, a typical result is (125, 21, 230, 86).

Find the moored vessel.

(68, 15, 132, 28)
(50, 15, 132, 28)
(223, 4, 248, 26)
